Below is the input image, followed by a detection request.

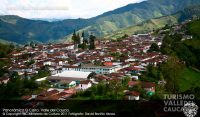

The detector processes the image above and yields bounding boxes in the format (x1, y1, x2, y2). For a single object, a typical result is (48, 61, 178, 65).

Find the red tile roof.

(141, 82, 156, 88)
(126, 91, 140, 96)
(63, 88, 76, 94)
(21, 95, 32, 100)
(80, 80, 91, 84)
(38, 89, 59, 97)
(128, 81, 140, 86)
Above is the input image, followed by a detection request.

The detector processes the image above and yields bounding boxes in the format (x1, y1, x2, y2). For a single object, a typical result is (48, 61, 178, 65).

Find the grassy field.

(178, 68, 200, 92)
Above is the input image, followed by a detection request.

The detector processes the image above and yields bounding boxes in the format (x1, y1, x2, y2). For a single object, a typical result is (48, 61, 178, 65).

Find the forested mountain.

(105, 5, 200, 39)
(76, 0, 200, 37)
(1, 0, 200, 44)
(0, 15, 93, 44)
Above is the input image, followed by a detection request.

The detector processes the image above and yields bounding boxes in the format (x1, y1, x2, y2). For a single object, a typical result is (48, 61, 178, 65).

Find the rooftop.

(53, 71, 92, 79)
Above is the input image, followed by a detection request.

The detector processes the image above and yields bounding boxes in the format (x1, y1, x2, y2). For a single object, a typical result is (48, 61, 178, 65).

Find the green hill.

(105, 5, 200, 39)
(1, 0, 200, 44)
(0, 16, 93, 44)
(76, 0, 200, 38)
(187, 20, 200, 38)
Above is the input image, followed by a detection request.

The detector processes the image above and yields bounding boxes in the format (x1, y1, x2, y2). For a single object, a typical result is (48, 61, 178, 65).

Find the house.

(80, 64, 116, 74)
(0, 77, 10, 84)
(125, 91, 140, 100)
(128, 81, 155, 93)
(65, 44, 74, 50)
(27, 88, 76, 101)
(33, 88, 74, 100)
(43, 60, 52, 66)
(35, 89, 60, 100)
(63, 88, 76, 94)
(62, 66, 79, 71)
(103, 56, 114, 62)
(103, 62, 113, 67)
(55, 80, 77, 89)
(21, 95, 32, 101)
(141, 82, 156, 94)
(128, 81, 140, 87)
(132, 76, 139, 80)
(126, 67, 142, 74)
(79, 80, 92, 90)
(63, 63, 123, 74)
(53, 92, 72, 100)
(95, 74, 111, 82)
(11, 52, 22, 57)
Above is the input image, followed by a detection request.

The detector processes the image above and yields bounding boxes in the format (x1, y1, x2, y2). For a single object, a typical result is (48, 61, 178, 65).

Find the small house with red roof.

(141, 82, 156, 94)
(125, 91, 140, 100)
(103, 62, 113, 67)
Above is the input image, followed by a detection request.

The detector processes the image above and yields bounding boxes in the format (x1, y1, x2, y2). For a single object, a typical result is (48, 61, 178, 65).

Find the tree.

(30, 41, 35, 48)
(32, 66, 51, 80)
(93, 60, 102, 66)
(146, 64, 157, 78)
(89, 34, 96, 50)
(25, 60, 35, 67)
(78, 43, 87, 49)
(160, 35, 173, 55)
(108, 79, 123, 99)
(122, 34, 129, 38)
(96, 83, 106, 95)
(156, 70, 164, 81)
(72, 30, 77, 47)
(81, 31, 85, 39)
(122, 76, 130, 88)
(174, 43, 197, 67)
(161, 56, 184, 93)
(148, 43, 160, 52)
(77, 33, 81, 45)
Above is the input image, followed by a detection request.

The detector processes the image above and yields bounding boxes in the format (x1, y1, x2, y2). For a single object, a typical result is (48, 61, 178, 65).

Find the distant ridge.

(0, 0, 200, 44)
(105, 5, 200, 39)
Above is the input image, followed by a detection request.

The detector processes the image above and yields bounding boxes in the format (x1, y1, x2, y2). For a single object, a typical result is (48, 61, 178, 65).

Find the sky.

(0, 0, 144, 19)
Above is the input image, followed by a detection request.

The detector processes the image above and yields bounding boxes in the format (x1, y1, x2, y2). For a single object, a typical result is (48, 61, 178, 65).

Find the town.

(0, 19, 198, 105)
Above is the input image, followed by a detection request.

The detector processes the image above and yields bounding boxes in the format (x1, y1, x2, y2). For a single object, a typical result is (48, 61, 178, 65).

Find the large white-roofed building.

(46, 71, 95, 89)
(53, 71, 93, 79)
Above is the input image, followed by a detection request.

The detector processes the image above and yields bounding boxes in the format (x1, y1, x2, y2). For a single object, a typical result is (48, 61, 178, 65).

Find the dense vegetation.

(160, 20, 200, 69)
(73, 77, 133, 100)
(141, 19, 200, 99)
(0, 68, 51, 100)
(0, 74, 39, 100)
(0, 43, 14, 77)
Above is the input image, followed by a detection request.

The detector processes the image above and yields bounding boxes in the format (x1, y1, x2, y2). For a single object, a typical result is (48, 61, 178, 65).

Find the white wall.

(79, 83, 92, 90)
(128, 96, 139, 100)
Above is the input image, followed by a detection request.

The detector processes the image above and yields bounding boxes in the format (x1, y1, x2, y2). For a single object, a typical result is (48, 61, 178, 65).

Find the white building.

(126, 91, 140, 100)
(53, 71, 93, 79)
(62, 63, 129, 74)
(79, 80, 92, 90)
(47, 71, 94, 89)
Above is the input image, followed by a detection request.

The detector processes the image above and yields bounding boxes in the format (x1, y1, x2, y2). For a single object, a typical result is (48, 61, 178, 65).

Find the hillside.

(105, 5, 200, 39)
(0, 16, 93, 44)
(187, 19, 200, 38)
(1, 0, 200, 44)
(76, 0, 200, 37)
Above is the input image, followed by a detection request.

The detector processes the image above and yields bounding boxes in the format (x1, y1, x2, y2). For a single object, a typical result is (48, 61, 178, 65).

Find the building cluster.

(6, 34, 168, 101)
